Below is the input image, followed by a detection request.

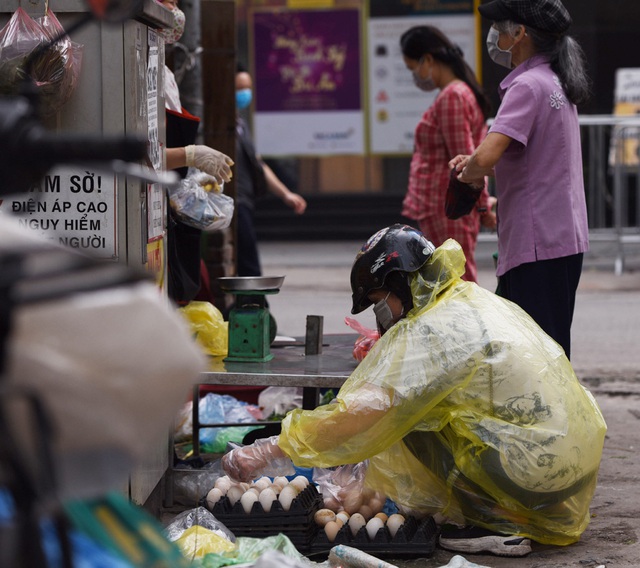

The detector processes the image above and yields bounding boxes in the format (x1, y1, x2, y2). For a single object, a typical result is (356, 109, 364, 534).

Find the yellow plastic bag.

(278, 240, 607, 546)
(174, 525, 236, 559)
(179, 301, 228, 356)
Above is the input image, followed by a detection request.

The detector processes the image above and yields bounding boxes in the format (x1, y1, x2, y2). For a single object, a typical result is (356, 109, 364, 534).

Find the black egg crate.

(205, 484, 323, 548)
(308, 515, 437, 559)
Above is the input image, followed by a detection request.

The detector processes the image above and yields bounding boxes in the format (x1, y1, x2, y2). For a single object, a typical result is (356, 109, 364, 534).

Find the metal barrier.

(486, 115, 640, 274)
(580, 115, 640, 274)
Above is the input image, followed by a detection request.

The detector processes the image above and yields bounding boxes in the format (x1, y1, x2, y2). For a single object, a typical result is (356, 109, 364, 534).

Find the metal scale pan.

(217, 276, 285, 292)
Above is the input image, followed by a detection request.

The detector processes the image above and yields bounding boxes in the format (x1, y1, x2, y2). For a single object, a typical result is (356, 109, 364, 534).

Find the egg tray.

(205, 483, 324, 529)
(219, 522, 320, 550)
(307, 515, 438, 559)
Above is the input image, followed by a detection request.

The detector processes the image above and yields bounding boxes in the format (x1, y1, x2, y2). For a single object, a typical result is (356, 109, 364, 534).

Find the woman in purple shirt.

(450, 0, 590, 360)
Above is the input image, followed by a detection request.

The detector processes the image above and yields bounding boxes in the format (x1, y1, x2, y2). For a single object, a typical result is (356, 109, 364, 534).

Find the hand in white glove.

(190, 171, 223, 192)
(222, 435, 294, 482)
(185, 145, 234, 184)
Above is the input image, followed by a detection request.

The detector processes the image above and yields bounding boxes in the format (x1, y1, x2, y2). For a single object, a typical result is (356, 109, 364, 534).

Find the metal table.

(192, 333, 360, 457)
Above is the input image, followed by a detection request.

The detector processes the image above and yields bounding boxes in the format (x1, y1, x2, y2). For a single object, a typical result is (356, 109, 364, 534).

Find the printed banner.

(610, 68, 640, 167)
(367, 13, 476, 154)
(252, 8, 365, 156)
(370, 0, 474, 17)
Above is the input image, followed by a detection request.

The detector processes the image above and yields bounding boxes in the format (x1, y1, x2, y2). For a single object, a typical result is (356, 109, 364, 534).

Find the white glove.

(185, 145, 233, 184)
(222, 436, 294, 482)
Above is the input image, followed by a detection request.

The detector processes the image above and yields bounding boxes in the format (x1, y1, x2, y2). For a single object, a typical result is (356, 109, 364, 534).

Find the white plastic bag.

(168, 168, 234, 232)
(258, 386, 302, 419)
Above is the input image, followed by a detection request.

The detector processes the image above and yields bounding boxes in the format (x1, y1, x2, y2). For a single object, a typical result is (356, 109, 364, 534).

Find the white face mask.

(486, 26, 514, 69)
(373, 292, 397, 331)
(159, 7, 185, 45)
(412, 57, 437, 92)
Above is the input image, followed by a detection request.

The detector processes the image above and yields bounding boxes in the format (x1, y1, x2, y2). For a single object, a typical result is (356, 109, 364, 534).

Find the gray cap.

(478, 0, 572, 34)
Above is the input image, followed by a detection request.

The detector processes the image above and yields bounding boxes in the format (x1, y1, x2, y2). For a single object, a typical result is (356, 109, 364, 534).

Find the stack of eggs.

(314, 508, 406, 543)
(205, 474, 311, 515)
(314, 486, 405, 542)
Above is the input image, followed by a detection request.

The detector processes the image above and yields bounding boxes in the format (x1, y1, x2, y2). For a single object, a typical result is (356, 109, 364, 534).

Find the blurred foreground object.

(1, 215, 206, 500)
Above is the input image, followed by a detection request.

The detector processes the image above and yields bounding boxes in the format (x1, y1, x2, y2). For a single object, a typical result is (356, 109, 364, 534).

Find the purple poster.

(252, 9, 362, 113)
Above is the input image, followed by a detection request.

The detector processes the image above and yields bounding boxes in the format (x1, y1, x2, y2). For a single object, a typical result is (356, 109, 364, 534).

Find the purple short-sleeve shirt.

(489, 55, 589, 276)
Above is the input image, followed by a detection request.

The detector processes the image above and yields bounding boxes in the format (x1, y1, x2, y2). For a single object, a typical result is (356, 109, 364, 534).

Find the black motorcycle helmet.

(350, 224, 435, 315)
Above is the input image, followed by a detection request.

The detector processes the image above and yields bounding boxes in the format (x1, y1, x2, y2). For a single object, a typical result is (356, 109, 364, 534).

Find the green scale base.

(224, 290, 278, 363)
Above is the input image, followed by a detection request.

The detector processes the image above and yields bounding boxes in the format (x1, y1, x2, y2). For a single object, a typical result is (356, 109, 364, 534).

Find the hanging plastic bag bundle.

(35, 7, 84, 112)
(0, 7, 83, 116)
(168, 169, 234, 232)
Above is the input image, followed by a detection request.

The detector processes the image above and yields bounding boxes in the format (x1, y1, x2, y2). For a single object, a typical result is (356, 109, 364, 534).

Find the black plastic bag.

(444, 167, 482, 220)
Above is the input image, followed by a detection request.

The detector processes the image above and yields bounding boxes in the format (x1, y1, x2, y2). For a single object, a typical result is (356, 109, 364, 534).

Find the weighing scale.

(218, 276, 285, 362)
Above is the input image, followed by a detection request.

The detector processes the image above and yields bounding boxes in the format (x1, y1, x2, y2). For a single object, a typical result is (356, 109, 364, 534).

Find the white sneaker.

(439, 524, 532, 557)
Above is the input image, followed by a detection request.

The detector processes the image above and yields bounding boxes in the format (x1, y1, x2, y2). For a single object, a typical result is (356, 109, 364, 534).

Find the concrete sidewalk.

(258, 235, 640, 567)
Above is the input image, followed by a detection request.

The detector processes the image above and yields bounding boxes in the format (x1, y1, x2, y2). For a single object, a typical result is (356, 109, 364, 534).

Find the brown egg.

(324, 520, 342, 542)
(323, 496, 341, 512)
(342, 492, 363, 515)
(314, 508, 336, 527)
(358, 504, 373, 520)
(368, 496, 384, 514)
(386, 513, 406, 538)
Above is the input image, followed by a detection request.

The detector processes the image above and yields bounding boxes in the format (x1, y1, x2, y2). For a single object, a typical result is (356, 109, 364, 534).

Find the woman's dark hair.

(400, 25, 491, 119)
(495, 21, 591, 106)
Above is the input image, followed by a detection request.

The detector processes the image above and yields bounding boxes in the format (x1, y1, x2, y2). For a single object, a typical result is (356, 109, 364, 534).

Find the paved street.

(260, 235, 640, 381)
(259, 234, 640, 567)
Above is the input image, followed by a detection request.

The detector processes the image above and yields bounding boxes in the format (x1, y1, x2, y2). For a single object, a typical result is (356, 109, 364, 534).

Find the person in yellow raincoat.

(222, 224, 606, 557)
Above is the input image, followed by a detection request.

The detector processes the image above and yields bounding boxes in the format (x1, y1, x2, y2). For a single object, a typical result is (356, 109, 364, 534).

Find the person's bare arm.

(165, 147, 186, 171)
(449, 132, 513, 184)
(262, 162, 307, 214)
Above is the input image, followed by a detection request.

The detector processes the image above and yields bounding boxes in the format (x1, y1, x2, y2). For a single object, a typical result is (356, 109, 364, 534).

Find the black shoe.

(439, 524, 532, 557)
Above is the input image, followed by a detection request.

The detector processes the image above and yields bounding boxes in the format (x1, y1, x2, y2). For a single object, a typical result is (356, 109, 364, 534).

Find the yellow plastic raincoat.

(278, 239, 606, 545)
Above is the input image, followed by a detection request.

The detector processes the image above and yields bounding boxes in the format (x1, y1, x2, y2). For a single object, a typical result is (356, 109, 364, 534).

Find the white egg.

(205, 487, 223, 510)
(253, 477, 271, 491)
(314, 508, 336, 527)
(324, 520, 341, 542)
(214, 476, 231, 494)
(273, 476, 289, 489)
(348, 512, 366, 537)
(335, 511, 350, 525)
(366, 517, 385, 540)
(239, 482, 251, 492)
(245, 487, 260, 498)
(240, 490, 259, 514)
(386, 513, 405, 538)
(258, 487, 277, 513)
(226, 485, 244, 506)
(278, 485, 297, 511)
(290, 475, 309, 492)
